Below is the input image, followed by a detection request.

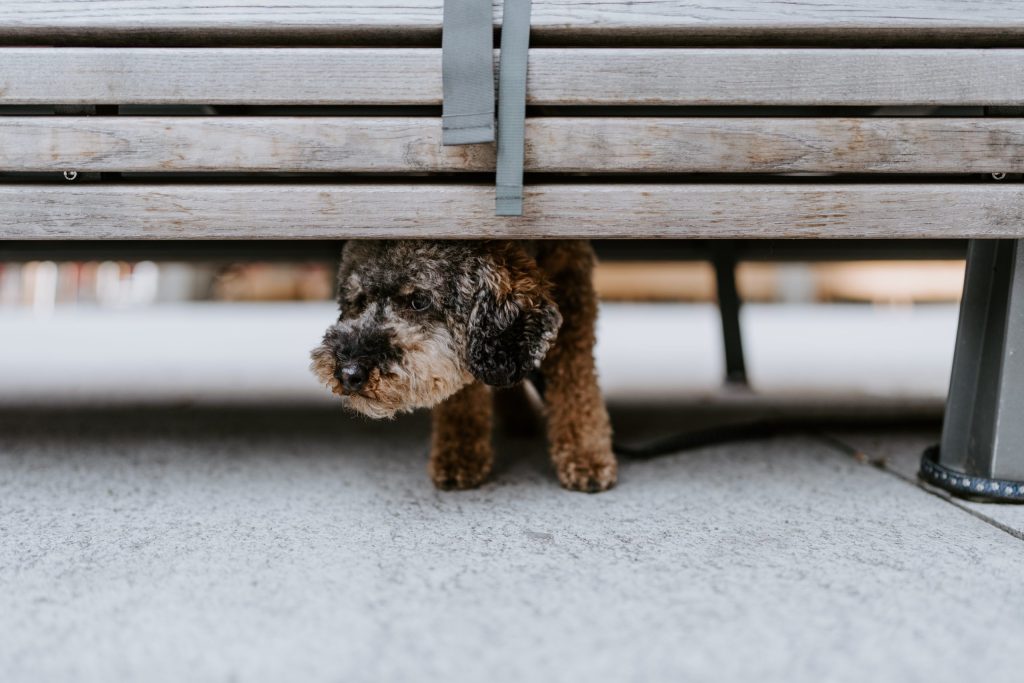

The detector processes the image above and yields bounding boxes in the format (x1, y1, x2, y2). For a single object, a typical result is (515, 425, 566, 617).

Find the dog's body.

(310, 240, 616, 492)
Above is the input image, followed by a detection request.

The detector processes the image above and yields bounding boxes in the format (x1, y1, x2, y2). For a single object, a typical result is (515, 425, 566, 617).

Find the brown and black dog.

(311, 240, 615, 493)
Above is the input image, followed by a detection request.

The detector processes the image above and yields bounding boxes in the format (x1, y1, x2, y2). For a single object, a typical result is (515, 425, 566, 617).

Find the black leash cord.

(528, 372, 800, 459)
(611, 419, 792, 459)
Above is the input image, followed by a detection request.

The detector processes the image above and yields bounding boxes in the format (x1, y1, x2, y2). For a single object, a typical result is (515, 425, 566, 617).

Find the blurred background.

(0, 245, 965, 409)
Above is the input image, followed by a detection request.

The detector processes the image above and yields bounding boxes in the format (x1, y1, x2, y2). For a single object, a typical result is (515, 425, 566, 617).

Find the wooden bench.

(2, 0, 1023, 499)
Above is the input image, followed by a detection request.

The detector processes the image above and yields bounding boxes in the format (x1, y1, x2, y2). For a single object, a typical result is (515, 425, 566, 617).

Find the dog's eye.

(409, 292, 431, 312)
(349, 293, 367, 312)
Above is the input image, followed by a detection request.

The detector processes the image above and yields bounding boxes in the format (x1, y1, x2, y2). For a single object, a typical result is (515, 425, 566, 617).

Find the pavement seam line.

(813, 431, 1024, 543)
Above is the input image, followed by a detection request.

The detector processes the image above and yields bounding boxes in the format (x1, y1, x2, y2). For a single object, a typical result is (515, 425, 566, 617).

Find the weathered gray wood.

(2, 1, 1022, 45)
(0, 117, 492, 172)
(0, 49, 437, 105)
(3, 48, 1024, 106)
(540, 118, 1024, 173)
(2, 183, 1021, 239)
(5, 117, 1024, 174)
(535, 49, 1024, 106)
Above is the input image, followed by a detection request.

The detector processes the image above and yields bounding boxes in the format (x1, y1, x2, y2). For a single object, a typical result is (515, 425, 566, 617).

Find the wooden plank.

(3, 48, 1023, 106)
(2, 1, 1023, 45)
(534, 49, 1024, 106)
(0, 49, 438, 105)
(5, 116, 1024, 174)
(0, 117, 492, 172)
(2, 183, 1021, 239)
(534, 118, 1024, 174)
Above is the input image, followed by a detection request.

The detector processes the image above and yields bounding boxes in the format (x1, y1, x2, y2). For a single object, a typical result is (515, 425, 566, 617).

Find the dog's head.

(310, 241, 561, 418)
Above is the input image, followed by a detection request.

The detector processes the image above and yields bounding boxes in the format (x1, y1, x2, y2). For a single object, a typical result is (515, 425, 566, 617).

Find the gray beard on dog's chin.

(339, 378, 473, 420)
(339, 395, 402, 420)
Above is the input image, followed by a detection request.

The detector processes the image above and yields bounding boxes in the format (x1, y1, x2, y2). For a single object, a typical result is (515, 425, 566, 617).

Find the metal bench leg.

(712, 245, 748, 386)
(920, 239, 1024, 501)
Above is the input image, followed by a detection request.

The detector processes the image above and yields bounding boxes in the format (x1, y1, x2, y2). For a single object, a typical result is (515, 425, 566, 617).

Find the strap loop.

(441, 0, 496, 146)
(495, 0, 532, 216)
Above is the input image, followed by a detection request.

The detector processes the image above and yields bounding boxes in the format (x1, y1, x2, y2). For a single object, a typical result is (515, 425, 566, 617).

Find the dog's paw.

(557, 457, 617, 494)
(428, 457, 491, 491)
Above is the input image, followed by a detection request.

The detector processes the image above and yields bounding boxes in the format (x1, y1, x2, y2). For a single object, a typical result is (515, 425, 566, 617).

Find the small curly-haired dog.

(310, 240, 616, 493)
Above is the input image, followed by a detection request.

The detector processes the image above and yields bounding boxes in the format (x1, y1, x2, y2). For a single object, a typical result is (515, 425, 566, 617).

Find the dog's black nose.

(336, 362, 370, 393)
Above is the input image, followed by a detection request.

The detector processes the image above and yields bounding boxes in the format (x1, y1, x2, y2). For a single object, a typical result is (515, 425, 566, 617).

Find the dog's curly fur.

(310, 240, 616, 493)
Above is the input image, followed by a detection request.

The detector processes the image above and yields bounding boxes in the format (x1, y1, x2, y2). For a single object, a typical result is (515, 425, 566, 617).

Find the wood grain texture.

(0, 117, 492, 172)
(533, 49, 1024, 106)
(3, 183, 1022, 239)
(2, 1, 1023, 45)
(3, 48, 1022, 106)
(0, 48, 438, 105)
(530, 118, 1024, 174)
(5, 116, 1024, 174)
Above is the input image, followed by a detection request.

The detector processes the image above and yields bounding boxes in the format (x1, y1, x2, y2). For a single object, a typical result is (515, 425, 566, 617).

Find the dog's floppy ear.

(466, 247, 562, 387)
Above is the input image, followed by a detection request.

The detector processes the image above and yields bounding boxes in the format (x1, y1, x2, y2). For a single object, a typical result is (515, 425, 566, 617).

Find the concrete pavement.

(1, 406, 1022, 683)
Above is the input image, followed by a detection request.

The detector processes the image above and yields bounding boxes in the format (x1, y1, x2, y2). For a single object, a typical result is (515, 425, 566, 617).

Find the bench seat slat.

(4, 117, 1024, 174)
(3, 1, 1023, 44)
(2, 48, 1023, 106)
(3, 183, 1021, 239)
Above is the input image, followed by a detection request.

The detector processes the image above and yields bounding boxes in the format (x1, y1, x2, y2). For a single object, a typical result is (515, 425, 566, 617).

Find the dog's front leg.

(429, 381, 493, 490)
(539, 242, 617, 493)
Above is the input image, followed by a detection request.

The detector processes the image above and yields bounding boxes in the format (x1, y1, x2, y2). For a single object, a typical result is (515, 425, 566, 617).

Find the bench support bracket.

(712, 244, 748, 386)
(921, 239, 1024, 501)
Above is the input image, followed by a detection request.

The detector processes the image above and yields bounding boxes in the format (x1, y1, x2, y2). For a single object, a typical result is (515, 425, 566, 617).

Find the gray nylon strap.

(495, 0, 532, 216)
(441, 0, 495, 145)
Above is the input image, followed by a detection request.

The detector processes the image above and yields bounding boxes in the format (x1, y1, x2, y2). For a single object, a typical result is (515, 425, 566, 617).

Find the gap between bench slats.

(2, 117, 1022, 174)
(2, 49, 1024, 106)
(2, 1, 1023, 46)
(2, 184, 1021, 239)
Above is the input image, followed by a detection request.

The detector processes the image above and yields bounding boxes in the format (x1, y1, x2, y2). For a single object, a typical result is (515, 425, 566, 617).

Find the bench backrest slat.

(3, 48, 1024, 106)
(3, 1, 1023, 45)
(3, 117, 1023, 175)
(1, 184, 1020, 240)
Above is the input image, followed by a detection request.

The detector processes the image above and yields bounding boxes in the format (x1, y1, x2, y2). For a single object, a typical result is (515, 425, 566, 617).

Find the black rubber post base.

(919, 446, 1024, 502)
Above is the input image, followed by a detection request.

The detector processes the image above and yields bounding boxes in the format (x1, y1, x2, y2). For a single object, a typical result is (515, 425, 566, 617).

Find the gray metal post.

(921, 239, 1024, 500)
